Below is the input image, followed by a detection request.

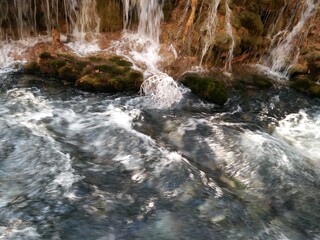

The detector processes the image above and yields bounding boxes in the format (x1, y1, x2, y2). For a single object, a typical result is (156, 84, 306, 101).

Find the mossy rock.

(39, 52, 52, 59)
(57, 54, 76, 61)
(50, 59, 67, 69)
(251, 75, 273, 89)
(76, 69, 143, 93)
(180, 73, 228, 106)
(58, 66, 79, 82)
(109, 56, 133, 67)
(290, 76, 320, 98)
(24, 61, 40, 74)
(88, 56, 107, 63)
(28, 51, 142, 93)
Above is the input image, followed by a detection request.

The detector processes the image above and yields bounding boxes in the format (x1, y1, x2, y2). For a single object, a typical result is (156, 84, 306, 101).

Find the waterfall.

(0, 0, 100, 40)
(120, 0, 182, 108)
(123, 0, 163, 42)
(199, 0, 221, 65)
(224, 0, 235, 72)
(262, 0, 319, 75)
(73, 0, 100, 37)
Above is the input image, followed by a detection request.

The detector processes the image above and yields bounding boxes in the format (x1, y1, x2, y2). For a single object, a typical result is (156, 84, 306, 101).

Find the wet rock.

(259, 0, 286, 11)
(290, 75, 320, 98)
(288, 63, 309, 77)
(179, 72, 228, 106)
(24, 52, 143, 93)
(24, 61, 40, 74)
(231, 66, 274, 90)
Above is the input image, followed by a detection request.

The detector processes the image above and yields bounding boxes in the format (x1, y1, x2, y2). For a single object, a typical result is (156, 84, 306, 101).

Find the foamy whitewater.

(0, 1, 320, 239)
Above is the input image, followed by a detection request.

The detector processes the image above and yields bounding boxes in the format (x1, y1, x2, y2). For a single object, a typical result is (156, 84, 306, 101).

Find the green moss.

(58, 66, 78, 82)
(39, 52, 52, 59)
(252, 76, 273, 89)
(94, 64, 125, 76)
(116, 59, 133, 67)
(74, 61, 88, 73)
(109, 56, 133, 67)
(290, 77, 313, 92)
(128, 70, 144, 82)
(310, 85, 320, 97)
(290, 76, 320, 98)
(24, 61, 39, 74)
(50, 59, 67, 69)
(180, 73, 228, 106)
(88, 56, 106, 63)
(57, 54, 76, 62)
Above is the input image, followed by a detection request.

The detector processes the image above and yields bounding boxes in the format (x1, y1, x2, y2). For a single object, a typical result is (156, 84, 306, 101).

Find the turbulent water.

(0, 71, 320, 240)
(0, 1, 320, 239)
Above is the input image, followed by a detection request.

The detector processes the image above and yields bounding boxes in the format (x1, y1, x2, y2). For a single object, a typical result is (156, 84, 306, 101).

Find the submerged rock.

(179, 72, 228, 106)
(24, 52, 144, 93)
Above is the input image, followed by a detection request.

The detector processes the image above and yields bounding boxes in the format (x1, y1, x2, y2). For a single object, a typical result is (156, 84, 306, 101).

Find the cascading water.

(0, 0, 100, 40)
(199, 0, 221, 66)
(72, 0, 100, 38)
(0, 0, 101, 70)
(261, 0, 319, 76)
(0, 1, 320, 239)
(199, 0, 235, 72)
(120, 0, 183, 108)
(123, 0, 163, 43)
(224, 0, 235, 72)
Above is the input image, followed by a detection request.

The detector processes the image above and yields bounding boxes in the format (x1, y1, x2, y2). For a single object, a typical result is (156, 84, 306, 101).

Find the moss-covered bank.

(24, 52, 144, 93)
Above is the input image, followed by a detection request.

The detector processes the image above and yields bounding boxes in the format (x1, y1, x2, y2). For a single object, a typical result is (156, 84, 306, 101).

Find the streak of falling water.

(224, 0, 235, 72)
(120, 0, 182, 108)
(123, 0, 163, 42)
(0, 0, 100, 40)
(199, 0, 222, 66)
(73, 0, 100, 38)
(262, 0, 319, 75)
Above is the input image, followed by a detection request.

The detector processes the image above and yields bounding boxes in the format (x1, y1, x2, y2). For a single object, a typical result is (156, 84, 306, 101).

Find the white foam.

(140, 73, 183, 109)
(273, 110, 320, 161)
(3, 88, 83, 199)
(111, 32, 162, 72)
(66, 39, 101, 56)
(0, 36, 50, 70)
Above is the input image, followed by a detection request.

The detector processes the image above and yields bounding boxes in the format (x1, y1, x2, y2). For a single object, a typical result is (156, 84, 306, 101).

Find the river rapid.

(0, 70, 319, 240)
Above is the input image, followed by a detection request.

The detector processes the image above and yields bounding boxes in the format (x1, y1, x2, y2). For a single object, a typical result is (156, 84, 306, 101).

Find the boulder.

(24, 52, 144, 93)
(179, 72, 228, 106)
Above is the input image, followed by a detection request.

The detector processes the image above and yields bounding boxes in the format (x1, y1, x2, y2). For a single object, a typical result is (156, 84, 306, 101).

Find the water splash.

(262, 0, 319, 75)
(0, 37, 50, 69)
(120, 0, 182, 108)
(140, 74, 182, 109)
(273, 109, 320, 163)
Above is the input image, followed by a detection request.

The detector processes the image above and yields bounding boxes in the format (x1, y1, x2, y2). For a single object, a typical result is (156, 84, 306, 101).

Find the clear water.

(0, 71, 319, 239)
